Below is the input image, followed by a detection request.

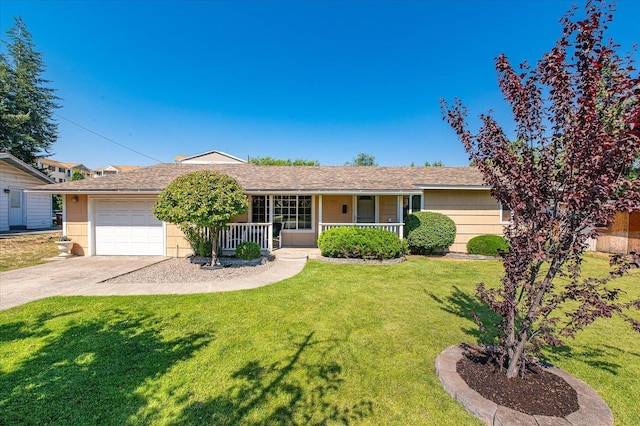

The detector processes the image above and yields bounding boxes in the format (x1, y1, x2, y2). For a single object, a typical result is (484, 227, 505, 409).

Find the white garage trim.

(92, 198, 165, 256)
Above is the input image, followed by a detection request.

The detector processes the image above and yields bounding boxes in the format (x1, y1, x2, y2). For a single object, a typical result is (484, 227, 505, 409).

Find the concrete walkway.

(0, 248, 317, 311)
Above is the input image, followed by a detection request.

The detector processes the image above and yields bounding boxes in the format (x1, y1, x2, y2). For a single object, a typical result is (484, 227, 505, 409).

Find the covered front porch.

(219, 193, 422, 254)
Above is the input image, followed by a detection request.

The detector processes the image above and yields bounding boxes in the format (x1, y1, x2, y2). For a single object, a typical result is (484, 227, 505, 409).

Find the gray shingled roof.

(27, 163, 487, 193)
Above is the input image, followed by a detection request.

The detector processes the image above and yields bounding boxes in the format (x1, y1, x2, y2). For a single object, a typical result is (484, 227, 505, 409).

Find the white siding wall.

(0, 190, 8, 231)
(26, 193, 52, 228)
(0, 162, 52, 230)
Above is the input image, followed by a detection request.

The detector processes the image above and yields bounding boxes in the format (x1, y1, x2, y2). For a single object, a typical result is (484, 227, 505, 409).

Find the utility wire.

(53, 112, 164, 163)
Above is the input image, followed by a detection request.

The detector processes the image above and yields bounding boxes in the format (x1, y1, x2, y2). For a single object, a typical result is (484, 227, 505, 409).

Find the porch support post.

(318, 195, 323, 236)
(352, 195, 357, 223)
(269, 195, 274, 251)
(374, 195, 379, 223)
(397, 195, 403, 222)
(269, 195, 273, 221)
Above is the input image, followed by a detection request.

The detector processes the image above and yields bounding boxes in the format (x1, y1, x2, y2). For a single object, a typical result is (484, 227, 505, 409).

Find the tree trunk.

(505, 256, 565, 378)
(209, 227, 219, 265)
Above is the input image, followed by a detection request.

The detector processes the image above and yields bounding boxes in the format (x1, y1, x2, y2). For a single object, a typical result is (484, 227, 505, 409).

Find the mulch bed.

(456, 350, 580, 417)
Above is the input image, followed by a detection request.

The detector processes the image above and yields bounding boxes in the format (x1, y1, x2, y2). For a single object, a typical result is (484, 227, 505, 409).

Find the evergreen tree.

(0, 17, 59, 165)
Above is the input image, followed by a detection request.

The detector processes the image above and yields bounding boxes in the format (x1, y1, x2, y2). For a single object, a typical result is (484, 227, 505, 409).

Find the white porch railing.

(319, 222, 405, 238)
(219, 223, 273, 253)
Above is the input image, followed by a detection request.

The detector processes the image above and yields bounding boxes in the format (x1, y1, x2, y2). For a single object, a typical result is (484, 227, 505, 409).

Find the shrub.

(179, 224, 212, 257)
(467, 234, 509, 257)
(235, 241, 262, 260)
(317, 226, 407, 260)
(404, 212, 456, 254)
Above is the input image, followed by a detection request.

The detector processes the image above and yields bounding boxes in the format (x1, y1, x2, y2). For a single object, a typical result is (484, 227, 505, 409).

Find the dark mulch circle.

(456, 350, 580, 417)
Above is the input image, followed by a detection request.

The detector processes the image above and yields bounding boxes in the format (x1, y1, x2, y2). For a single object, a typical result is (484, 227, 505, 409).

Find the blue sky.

(1, 0, 639, 169)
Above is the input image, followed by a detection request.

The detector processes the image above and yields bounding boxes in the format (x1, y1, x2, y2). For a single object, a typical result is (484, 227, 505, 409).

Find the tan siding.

(281, 232, 317, 247)
(630, 212, 640, 253)
(231, 210, 249, 223)
(166, 223, 192, 257)
(379, 195, 398, 223)
(597, 211, 640, 254)
(423, 189, 504, 253)
(65, 194, 88, 255)
(321, 195, 352, 223)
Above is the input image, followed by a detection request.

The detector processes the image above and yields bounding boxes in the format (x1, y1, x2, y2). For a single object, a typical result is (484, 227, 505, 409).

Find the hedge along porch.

(27, 162, 508, 256)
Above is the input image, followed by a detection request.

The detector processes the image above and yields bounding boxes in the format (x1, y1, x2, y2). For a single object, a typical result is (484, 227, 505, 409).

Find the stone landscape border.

(435, 345, 613, 425)
(315, 255, 406, 264)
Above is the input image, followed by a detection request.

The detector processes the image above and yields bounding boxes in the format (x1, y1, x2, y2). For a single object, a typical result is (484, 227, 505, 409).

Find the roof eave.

(25, 189, 162, 195)
(0, 153, 55, 184)
(416, 184, 490, 190)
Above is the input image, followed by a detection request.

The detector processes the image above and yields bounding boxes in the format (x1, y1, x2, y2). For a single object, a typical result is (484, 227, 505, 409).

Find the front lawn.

(0, 233, 61, 271)
(0, 255, 638, 425)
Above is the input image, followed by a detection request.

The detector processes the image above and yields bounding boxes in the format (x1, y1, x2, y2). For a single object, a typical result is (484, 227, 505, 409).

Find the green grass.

(0, 233, 61, 271)
(0, 255, 638, 425)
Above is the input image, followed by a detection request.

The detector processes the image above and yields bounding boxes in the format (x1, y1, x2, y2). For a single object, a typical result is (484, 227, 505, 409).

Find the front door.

(8, 189, 25, 229)
(356, 196, 375, 223)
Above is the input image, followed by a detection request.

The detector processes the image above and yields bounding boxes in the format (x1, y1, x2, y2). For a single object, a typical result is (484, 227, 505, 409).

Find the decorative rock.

(435, 345, 613, 426)
(494, 406, 537, 426)
(533, 415, 573, 426)
(455, 387, 498, 424)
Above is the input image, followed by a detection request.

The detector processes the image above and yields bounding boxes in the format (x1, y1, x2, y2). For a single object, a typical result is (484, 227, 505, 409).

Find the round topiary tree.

(467, 234, 509, 257)
(404, 211, 456, 254)
(153, 171, 249, 264)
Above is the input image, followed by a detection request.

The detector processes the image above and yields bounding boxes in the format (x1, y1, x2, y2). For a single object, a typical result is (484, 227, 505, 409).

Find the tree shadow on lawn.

(427, 285, 501, 345)
(0, 308, 212, 425)
(173, 332, 373, 425)
(544, 345, 622, 375)
(0, 310, 82, 343)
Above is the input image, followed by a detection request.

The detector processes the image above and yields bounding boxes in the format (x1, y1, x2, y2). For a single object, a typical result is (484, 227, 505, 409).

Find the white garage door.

(94, 199, 164, 255)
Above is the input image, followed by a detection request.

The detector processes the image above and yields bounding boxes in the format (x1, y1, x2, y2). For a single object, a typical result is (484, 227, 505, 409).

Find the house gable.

(176, 150, 246, 164)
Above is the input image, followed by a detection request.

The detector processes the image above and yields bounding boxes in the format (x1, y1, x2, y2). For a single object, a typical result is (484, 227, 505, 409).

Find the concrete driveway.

(0, 256, 166, 311)
(0, 249, 314, 311)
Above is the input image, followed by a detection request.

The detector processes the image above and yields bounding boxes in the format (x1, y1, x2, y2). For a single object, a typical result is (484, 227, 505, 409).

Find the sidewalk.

(0, 248, 317, 311)
(0, 227, 61, 238)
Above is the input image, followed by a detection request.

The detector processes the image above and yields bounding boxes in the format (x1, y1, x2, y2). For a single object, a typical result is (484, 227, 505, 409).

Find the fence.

(217, 223, 273, 253)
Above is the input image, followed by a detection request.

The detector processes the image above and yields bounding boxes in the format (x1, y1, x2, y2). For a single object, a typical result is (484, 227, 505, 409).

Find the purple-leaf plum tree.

(442, 0, 640, 379)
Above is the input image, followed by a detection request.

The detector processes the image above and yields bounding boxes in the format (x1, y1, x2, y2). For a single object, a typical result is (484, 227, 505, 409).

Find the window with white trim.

(251, 195, 270, 223)
(500, 202, 513, 224)
(402, 194, 423, 219)
(274, 195, 312, 230)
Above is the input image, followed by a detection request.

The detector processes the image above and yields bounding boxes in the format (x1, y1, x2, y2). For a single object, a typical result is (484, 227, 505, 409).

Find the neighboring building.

(175, 150, 246, 164)
(36, 158, 92, 182)
(1, 151, 54, 231)
(93, 165, 142, 178)
(596, 211, 640, 254)
(27, 152, 506, 256)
